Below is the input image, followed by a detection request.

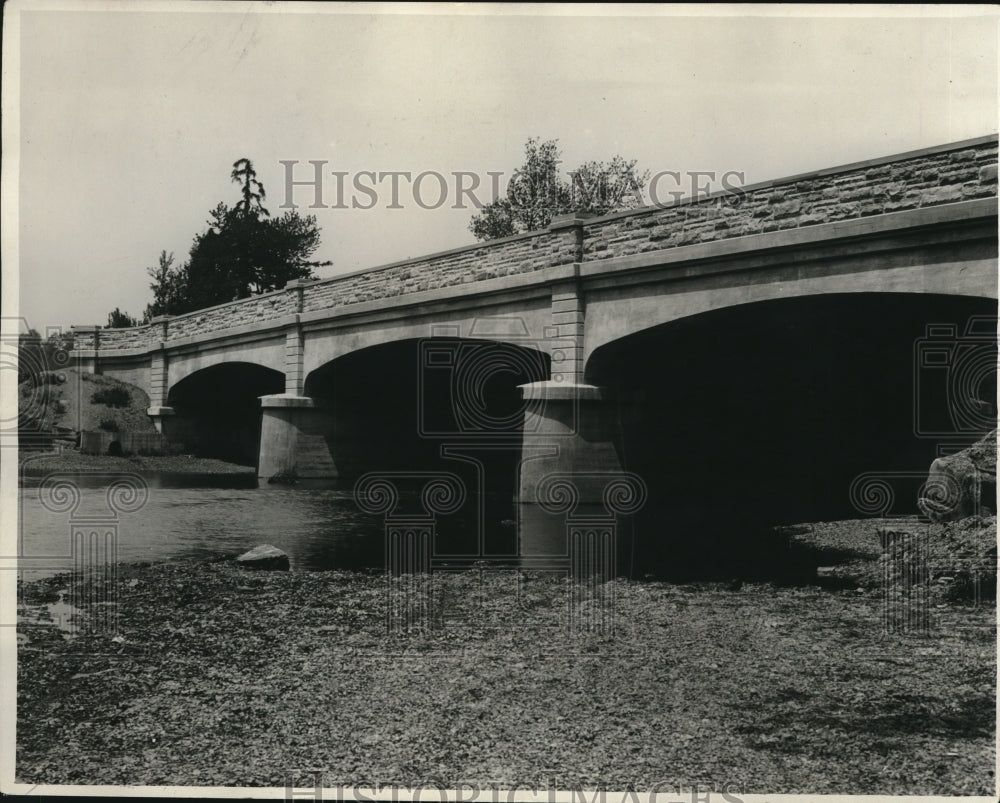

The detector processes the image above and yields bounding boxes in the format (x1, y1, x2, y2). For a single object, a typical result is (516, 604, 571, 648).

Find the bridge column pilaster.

(257, 394, 337, 483)
(146, 316, 171, 405)
(148, 355, 167, 408)
(284, 279, 307, 395)
(144, 316, 173, 433)
(284, 325, 304, 395)
(517, 381, 626, 557)
(548, 281, 585, 384)
(70, 326, 100, 374)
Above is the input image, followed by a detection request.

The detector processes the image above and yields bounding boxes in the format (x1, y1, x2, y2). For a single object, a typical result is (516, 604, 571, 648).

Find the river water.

(17, 473, 390, 579)
(17, 472, 530, 580)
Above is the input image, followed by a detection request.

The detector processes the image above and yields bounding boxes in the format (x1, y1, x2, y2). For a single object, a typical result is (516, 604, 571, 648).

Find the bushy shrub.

(91, 386, 131, 408)
(98, 418, 120, 432)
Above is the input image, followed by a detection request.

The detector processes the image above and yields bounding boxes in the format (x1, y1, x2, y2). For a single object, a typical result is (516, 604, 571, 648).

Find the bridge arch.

(304, 336, 551, 476)
(581, 255, 997, 366)
(585, 291, 997, 579)
(300, 336, 551, 555)
(299, 302, 555, 380)
(165, 337, 286, 391)
(166, 361, 285, 464)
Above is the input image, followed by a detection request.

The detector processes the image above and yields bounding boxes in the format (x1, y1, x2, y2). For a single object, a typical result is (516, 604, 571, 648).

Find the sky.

(6, 3, 999, 332)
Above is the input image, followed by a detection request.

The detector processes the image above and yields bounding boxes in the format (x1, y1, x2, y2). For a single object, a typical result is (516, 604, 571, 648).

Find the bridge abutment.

(257, 394, 338, 483)
(146, 405, 175, 434)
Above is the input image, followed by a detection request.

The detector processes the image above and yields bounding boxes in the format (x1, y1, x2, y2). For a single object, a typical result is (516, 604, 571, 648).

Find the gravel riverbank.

(18, 449, 255, 476)
(16, 536, 996, 794)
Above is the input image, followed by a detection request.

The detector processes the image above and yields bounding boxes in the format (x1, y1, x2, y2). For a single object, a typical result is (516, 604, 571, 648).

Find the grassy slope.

(19, 368, 156, 435)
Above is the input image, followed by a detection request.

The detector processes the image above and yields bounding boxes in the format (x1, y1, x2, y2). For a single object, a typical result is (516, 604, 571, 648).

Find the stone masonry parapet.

(582, 137, 998, 260)
(73, 136, 997, 354)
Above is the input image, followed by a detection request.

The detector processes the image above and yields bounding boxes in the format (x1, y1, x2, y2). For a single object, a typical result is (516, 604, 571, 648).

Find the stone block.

(770, 200, 803, 219)
(961, 182, 999, 199)
(919, 185, 963, 206)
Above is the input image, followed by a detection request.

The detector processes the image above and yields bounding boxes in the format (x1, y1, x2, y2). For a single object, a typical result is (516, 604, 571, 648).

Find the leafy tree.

(17, 329, 73, 384)
(144, 250, 189, 320)
(469, 138, 649, 241)
(183, 159, 330, 308)
(106, 307, 141, 328)
(134, 159, 332, 318)
(17, 329, 43, 384)
(568, 156, 649, 216)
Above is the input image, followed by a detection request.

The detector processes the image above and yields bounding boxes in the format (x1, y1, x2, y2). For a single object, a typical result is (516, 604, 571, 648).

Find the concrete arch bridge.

(73, 136, 998, 572)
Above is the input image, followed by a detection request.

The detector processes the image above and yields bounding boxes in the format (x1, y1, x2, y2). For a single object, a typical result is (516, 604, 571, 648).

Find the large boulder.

(918, 430, 997, 522)
(235, 544, 290, 571)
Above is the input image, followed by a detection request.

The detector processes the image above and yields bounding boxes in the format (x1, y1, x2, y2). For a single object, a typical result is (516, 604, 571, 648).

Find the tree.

(129, 159, 331, 319)
(568, 156, 649, 216)
(183, 159, 330, 309)
(17, 328, 73, 383)
(469, 138, 649, 241)
(144, 250, 189, 320)
(17, 329, 43, 384)
(106, 308, 141, 328)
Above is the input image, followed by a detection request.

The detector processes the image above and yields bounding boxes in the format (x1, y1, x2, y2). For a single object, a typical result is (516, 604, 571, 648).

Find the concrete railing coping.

(548, 213, 595, 231)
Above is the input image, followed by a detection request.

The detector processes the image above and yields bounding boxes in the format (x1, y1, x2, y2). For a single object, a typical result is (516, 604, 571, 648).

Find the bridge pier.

(517, 381, 627, 557)
(257, 395, 338, 483)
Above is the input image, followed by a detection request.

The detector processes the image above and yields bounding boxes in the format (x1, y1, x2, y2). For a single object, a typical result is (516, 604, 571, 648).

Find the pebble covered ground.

(16, 519, 996, 795)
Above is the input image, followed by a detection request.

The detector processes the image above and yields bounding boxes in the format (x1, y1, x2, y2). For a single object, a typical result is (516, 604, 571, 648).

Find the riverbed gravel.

(16, 522, 996, 795)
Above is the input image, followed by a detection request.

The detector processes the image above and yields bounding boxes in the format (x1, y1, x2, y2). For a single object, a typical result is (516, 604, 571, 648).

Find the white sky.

(6, 3, 999, 330)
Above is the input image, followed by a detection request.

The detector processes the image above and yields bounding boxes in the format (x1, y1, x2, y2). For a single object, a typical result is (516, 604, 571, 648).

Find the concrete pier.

(257, 394, 338, 482)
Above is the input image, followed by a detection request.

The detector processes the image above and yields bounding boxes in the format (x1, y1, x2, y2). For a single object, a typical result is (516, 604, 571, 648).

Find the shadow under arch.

(585, 292, 997, 581)
(305, 336, 551, 558)
(167, 362, 284, 465)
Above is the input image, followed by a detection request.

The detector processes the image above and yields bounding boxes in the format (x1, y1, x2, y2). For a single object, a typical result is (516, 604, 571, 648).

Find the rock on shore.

(235, 544, 290, 571)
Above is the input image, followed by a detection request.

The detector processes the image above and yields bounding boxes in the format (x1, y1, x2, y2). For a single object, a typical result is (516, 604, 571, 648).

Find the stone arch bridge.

(73, 136, 998, 564)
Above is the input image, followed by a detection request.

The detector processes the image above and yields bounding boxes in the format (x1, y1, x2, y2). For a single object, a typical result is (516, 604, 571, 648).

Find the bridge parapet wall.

(84, 326, 154, 351)
(300, 228, 578, 312)
(582, 136, 998, 261)
(164, 290, 296, 341)
(74, 136, 996, 356)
